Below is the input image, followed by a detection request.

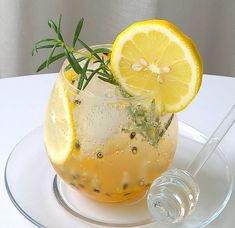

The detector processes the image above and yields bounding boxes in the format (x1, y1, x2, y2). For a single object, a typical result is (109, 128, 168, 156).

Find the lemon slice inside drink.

(44, 77, 76, 164)
(111, 20, 203, 113)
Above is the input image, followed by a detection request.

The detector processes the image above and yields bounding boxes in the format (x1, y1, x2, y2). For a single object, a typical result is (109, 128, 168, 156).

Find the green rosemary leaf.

(165, 114, 174, 129)
(93, 48, 111, 54)
(72, 17, 84, 48)
(98, 76, 118, 85)
(46, 43, 60, 68)
(65, 56, 87, 71)
(77, 59, 90, 90)
(36, 52, 65, 72)
(106, 59, 111, 64)
(83, 68, 100, 89)
(101, 67, 111, 76)
(35, 38, 57, 46)
(64, 64, 71, 72)
(76, 38, 92, 52)
(158, 114, 174, 138)
(77, 38, 101, 60)
(35, 44, 55, 51)
(86, 67, 103, 73)
(57, 14, 64, 42)
(33, 39, 58, 55)
(154, 114, 174, 145)
(97, 76, 109, 82)
(76, 56, 87, 63)
(48, 19, 58, 33)
(149, 99, 156, 123)
(82, 59, 90, 80)
(96, 71, 112, 78)
(64, 47, 82, 74)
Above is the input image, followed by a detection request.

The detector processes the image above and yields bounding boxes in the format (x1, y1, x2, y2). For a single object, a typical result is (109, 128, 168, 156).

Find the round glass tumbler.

(44, 45, 178, 203)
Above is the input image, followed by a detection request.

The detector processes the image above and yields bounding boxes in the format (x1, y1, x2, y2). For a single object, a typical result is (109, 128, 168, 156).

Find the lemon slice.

(111, 20, 203, 113)
(44, 77, 76, 164)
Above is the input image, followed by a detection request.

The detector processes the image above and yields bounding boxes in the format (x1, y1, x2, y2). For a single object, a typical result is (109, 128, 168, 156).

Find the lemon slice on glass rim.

(44, 78, 76, 164)
(111, 20, 203, 114)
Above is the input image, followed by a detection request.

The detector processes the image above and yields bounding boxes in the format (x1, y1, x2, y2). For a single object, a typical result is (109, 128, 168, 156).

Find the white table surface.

(0, 73, 235, 228)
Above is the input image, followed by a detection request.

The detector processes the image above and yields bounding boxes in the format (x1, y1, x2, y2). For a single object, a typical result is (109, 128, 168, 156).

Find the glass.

(44, 44, 178, 203)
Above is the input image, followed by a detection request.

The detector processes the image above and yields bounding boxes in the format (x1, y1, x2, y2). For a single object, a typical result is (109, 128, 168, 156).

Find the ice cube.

(74, 76, 128, 154)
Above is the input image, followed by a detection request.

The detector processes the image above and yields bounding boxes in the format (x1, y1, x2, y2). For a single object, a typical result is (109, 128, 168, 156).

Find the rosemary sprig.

(32, 15, 117, 91)
(127, 99, 174, 146)
(72, 17, 84, 48)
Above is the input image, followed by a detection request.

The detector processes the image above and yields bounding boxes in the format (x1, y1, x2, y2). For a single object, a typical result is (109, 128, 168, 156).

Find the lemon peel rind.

(44, 78, 76, 165)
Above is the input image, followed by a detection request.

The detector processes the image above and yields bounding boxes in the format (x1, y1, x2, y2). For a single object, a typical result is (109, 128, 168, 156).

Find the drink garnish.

(32, 15, 117, 91)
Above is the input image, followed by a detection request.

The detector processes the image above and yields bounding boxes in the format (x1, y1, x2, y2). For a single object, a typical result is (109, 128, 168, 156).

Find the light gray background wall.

(0, 0, 235, 78)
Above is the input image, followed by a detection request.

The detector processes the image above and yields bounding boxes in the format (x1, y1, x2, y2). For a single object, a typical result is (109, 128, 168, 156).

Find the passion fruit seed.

(130, 131, 136, 139)
(74, 99, 81, 105)
(93, 188, 100, 193)
(122, 183, 128, 190)
(131, 146, 138, 154)
(96, 151, 103, 159)
(75, 142, 80, 149)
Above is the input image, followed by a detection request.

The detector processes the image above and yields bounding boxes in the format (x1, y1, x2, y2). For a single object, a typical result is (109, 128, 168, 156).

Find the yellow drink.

(44, 45, 178, 202)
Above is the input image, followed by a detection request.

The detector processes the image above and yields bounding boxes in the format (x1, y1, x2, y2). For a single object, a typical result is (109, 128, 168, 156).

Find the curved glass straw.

(147, 105, 235, 223)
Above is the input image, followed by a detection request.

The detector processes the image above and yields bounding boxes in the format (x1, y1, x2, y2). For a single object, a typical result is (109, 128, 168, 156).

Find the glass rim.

(60, 43, 154, 103)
